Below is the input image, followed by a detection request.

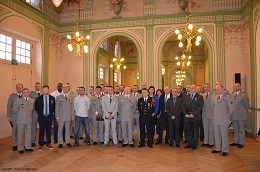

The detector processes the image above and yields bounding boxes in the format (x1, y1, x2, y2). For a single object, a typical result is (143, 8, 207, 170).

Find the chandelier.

(110, 56, 126, 72)
(175, 71, 186, 85)
(66, 0, 90, 58)
(175, 0, 202, 53)
(175, 54, 191, 67)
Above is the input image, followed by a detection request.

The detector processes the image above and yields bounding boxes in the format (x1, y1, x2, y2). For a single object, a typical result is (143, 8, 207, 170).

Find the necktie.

(173, 97, 176, 106)
(65, 94, 67, 100)
(19, 94, 22, 98)
(44, 96, 47, 116)
(26, 98, 28, 101)
(134, 93, 136, 96)
(206, 93, 209, 99)
(37, 92, 40, 97)
(144, 98, 147, 103)
(190, 94, 193, 101)
(98, 96, 99, 99)
(126, 95, 128, 99)
(110, 96, 112, 103)
(217, 95, 220, 101)
(234, 93, 237, 98)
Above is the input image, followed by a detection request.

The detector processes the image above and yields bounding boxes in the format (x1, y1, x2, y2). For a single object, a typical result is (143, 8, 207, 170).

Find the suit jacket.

(12, 97, 35, 124)
(183, 93, 204, 122)
(102, 95, 118, 118)
(137, 97, 155, 117)
(159, 93, 172, 114)
(118, 94, 137, 121)
(29, 91, 41, 117)
(55, 94, 74, 121)
(202, 92, 214, 119)
(90, 95, 103, 119)
(211, 94, 234, 125)
(230, 91, 250, 120)
(166, 96, 183, 120)
(35, 95, 55, 119)
(7, 93, 21, 121)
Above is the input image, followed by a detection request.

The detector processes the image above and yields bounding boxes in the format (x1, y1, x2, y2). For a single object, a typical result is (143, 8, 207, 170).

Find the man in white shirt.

(73, 87, 91, 146)
(50, 83, 63, 144)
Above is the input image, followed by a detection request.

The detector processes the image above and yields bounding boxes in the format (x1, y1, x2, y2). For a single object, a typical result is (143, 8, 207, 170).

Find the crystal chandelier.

(175, 71, 186, 85)
(175, 0, 202, 53)
(110, 56, 126, 72)
(66, 0, 90, 58)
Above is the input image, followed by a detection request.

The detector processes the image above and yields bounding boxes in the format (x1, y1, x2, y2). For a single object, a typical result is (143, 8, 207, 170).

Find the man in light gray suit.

(230, 83, 250, 148)
(12, 88, 35, 154)
(118, 86, 137, 148)
(201, 83, 214, 148)
(102, 86, 119, 147)
(211, 85, 234, 156)
(90, 86, 104, 145)
(56, 84, 74, 148)
(132, 85, 142, 142)
(29, 82, 41, 147)
(7, 83, 23, 151)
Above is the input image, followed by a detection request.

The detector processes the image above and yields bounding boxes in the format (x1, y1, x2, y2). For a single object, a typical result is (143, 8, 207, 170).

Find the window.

(114, 72, 118, 82)
(22, 0, 42, 11)
(100, 39, 109, 51)
(98, 67, 104, 79)
(16, 39, 31, 64)
(0, 34, 12, 61)
(114, 41, 121, 57)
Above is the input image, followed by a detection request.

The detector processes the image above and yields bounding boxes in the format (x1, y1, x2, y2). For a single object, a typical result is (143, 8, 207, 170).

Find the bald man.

(183, 85, 204, 150)
(156, 86, 172, 144)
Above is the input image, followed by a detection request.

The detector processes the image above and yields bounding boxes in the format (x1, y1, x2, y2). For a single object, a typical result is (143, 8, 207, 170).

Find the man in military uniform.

(211, 85, 234, 156)
(29, 82, 41, 147)
(230, 83, 250, 148)
(90, 86, 104, 145)
(137, 88, 155, 148)
(55, 84, 74, 148)
(102, 86, 119, 147)
(67, 83, 75, 139)
(7, 83, 23, 151)
(201, 83, 214, 148)
(118, 86, 137, 148)
(12, 88, 35, 154)
(132, 85, 142, 143)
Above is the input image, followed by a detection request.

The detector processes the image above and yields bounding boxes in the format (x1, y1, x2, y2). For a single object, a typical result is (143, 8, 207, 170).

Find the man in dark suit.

(183, 84, 204, 150)
(182, 84, 191, 143)
(176, 85, 184, 141)
(35, 85, 55, 150)
(167, 88, 183, 147)
(156, 86, 172, 144)
(137, 88, 155, 148)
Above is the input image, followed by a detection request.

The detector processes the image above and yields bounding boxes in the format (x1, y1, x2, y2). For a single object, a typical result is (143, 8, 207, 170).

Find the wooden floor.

(0, 132, 260, 172)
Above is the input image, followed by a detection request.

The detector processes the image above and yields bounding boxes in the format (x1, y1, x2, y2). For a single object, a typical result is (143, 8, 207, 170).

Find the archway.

(90, 30, 144, 87)
(155, 25, 215, 89)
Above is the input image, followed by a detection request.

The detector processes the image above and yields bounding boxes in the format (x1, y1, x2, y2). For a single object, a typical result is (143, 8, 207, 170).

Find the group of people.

(7, 81, 249, 156)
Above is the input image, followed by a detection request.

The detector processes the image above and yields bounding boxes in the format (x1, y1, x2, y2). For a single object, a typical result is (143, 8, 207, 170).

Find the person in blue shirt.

(148, 86, 159, 144)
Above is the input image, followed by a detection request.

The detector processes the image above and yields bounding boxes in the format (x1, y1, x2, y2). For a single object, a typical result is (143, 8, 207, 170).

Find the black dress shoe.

(73, 142, 79, 146)
(66, 143, 72, 147)
(184, 145, 192, 149)
(93, 142, 97, 145)
(118, 141, 123, 144)
(129, 144, 135, 148)
(176, 144, 180, 148)
(54, 140, 58, 144)
(58, 144, 62, 148)
(148, 145, 153, 148)
(201, 144, 208, 147)
(122, 144, 128, 147)
(207, 145, 214, 148)
(222, 152, 228, 156)
(138, 144, 144, 148)
(211, 150, 221, 153)
(169, 143, 173, 147)
(31, 143, 36, 147)
(165, 140, 169, 144)
(44, 141, 47, 145)
(192, 146, 197, 150)
(19, 150, 24, 154)
(155, 141, 162, 145)
(25, 149, 34, 152)
(79, 137, 84, 140)
(85, 141, 91, 145)
(183, 140, 188, 143)
(100, 142, 104, 145)
(238, 144, 243, 148)
(12, 146, 17, 151)
(230, 143, 238, 146)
